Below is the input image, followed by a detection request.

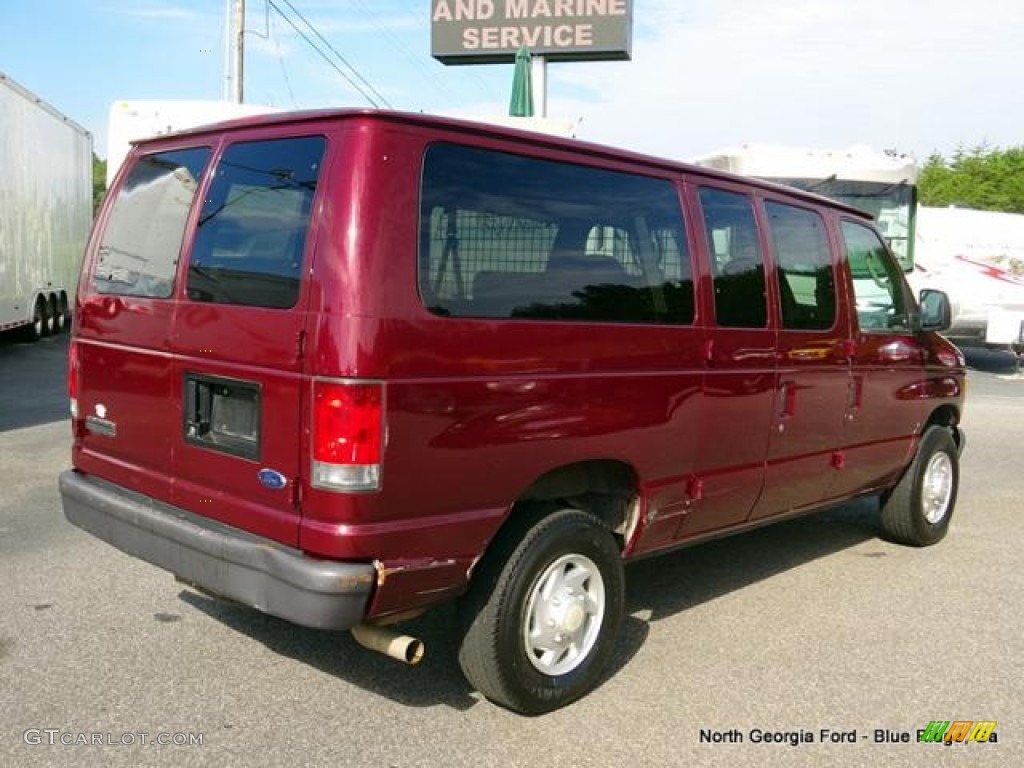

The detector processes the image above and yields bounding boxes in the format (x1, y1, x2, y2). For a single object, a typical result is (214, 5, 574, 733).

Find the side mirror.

(918, 289, 952, 332)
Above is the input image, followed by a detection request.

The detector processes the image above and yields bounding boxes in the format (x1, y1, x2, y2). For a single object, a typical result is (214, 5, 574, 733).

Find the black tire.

(51, 294, 66, 334)
(457, 508, 625, 715)
(41, 298, 55, 336)
(19, 299, 47, 342)
(880, 426, 959, 546)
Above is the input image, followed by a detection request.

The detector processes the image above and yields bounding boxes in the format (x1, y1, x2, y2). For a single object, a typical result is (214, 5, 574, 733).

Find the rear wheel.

(457, 508, 624, 715)
(51, 294, 66, 333)
(880, 426, 959, 546)
(19, 298, 48, 342)
(41, 297, 55, 336)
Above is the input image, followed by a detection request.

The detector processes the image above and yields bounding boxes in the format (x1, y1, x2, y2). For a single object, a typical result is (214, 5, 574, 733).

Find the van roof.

(133, 108, 871, 220)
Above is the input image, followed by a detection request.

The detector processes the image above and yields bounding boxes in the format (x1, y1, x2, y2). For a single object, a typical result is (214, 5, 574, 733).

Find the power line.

(385, 0, 498, 104)
(275, 0, 392, 108)
(268, 9, 298, 108)
(267, 0, 392, 109)
(345, 0, 484, 104)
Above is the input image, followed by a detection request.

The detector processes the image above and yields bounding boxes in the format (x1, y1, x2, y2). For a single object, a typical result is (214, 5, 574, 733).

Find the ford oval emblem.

(257, 468, 288, 490)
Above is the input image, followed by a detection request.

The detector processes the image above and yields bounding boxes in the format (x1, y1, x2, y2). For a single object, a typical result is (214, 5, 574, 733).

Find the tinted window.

(841, 220, 911, 332)
(187, 136, 326, 309)
(772, 177, 916, 270)
(419, 144, 694, 324)
(764, 201, 836, 330)
(94, 148, 210, 298)
(698, 187, 767, 328)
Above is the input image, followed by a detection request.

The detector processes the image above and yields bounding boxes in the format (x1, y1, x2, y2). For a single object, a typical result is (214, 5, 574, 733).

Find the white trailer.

(691, 144, 918, 268)
(0, 72, 92, 341)
(692, 143, 1024, 347)
(913, 206, 1024, 346)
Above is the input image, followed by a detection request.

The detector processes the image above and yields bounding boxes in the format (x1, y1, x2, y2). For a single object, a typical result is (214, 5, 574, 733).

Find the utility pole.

(232, 0, 245, 103)
(223, 0, 232, 100)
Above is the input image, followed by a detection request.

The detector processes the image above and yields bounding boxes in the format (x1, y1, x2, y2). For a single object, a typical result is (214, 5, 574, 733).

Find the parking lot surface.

(1, 335, 1021, 767)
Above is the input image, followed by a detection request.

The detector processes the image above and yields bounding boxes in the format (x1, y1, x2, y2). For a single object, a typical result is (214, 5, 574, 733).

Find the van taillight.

(68, 340, 79, 419)
(311, 380, 383, 492)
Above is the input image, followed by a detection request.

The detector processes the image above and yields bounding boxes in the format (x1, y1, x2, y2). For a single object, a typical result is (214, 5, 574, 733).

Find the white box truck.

(0, 72, 92, 341)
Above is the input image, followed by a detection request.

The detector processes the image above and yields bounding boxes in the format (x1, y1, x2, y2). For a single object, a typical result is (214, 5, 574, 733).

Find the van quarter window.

(419, 143, 694, 324)
(764, 201, 836, 330)
(186, 136, 326, 309)
(841, 219, 912, 332)
(698, 187, 768, 328)
(94, 148, 211, 298)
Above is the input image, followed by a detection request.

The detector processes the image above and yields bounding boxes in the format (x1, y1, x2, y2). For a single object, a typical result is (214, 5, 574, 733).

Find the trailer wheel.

(51, 294, 66, 334)
(879, 426, 959, 546)
(40, 296, 55, 337)
(456, 508, 624, 715)
(19, 298, 48, 342)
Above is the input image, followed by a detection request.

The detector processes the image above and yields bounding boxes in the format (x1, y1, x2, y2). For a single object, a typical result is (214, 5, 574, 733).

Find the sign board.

(431, 0, 633, 64)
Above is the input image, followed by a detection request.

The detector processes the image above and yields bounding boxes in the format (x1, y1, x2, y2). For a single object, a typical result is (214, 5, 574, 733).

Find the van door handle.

(847, 375, 864, 414)
(778, 381, 795, 420)
(702, 338, 715, 365)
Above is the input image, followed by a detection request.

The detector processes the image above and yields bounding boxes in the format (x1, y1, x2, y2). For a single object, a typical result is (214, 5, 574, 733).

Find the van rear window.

(94, 148, 210, 298)
(419, 143, 694, 324)
(186, 136, 325, 309)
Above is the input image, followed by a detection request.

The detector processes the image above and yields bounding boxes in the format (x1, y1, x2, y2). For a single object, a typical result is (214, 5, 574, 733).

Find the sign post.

(532, 54, 547, 117)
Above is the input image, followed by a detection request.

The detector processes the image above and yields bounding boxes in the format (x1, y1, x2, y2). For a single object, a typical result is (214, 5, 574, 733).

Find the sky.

(3, 0, 1022, 166)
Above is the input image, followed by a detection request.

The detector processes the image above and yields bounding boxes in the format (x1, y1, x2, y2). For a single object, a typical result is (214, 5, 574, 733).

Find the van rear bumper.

(59, 470, 375, 630)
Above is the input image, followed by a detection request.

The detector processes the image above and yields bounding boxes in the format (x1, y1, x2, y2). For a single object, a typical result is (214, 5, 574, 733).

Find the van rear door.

(75, 146, 212, 503)
(168, 135, 328, 547)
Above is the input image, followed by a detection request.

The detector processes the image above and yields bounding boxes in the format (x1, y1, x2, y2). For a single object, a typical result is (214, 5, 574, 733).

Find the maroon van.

(61, 110, 965, 714)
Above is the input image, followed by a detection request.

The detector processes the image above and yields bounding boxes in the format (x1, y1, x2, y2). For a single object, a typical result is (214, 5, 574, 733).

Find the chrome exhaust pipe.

(351, 623, 425, 665)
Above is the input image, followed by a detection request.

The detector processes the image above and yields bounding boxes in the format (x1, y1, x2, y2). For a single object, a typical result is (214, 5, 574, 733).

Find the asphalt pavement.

(1, 332, 1021, 767)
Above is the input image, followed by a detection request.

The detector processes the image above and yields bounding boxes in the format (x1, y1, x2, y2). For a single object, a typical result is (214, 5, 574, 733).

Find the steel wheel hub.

(523, 553, 605, 676)
(922, 452, 954, 524)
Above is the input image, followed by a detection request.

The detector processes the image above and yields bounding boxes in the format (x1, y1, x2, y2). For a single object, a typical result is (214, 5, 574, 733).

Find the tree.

(918, 145, 1024, 213)
(92, 153, 107, 215)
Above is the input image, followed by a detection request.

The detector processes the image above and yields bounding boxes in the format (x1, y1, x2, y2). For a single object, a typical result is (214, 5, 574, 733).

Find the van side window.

(187, 136, 326, 309)
(841, 220, 912, 332)
(764, 201, 836, 330)
(94, 148, 210, 298)
(419, 143, 694, 324)
(697, 187, 767, 328)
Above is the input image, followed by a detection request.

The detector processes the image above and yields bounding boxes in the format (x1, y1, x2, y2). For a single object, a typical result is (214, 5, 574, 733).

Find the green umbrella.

(508, 45, 534, 117)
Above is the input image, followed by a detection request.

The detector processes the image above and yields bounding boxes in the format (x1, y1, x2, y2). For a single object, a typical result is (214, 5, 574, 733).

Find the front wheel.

(457, 508, 625, 715)
(880, 426, 959, 546)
